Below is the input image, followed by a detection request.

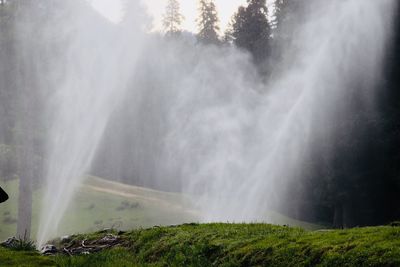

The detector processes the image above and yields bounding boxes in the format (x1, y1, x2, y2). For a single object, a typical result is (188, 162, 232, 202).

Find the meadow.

(0, 176, 321, 242)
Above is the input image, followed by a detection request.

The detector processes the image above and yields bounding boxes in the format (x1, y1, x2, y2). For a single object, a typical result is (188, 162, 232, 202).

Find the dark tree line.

(229, 0, 271, 63)
(161, 0, 304, 68)
(189, 0, 400, 227)
(283, 3, 400, 228)
(164, 0, 274, 63)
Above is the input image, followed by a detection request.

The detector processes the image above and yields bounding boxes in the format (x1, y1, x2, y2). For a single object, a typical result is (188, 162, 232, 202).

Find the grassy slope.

(0, 177, 197, 241)
(0, 176, 321, 241)
(0, 247, 55, 267)
(56, 176, 198, 238)
(1, 224, 400, 266)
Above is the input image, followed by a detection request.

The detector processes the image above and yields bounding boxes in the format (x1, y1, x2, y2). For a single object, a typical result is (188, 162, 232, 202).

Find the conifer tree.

(197, 0, 220, 44)
(272, 0, 304, 37)
(273, 0, 288, 30)
(231, 0, 271, 62)
(162, 0, 184, 37)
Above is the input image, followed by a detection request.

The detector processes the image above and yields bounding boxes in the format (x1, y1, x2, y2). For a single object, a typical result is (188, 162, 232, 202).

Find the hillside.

(1, 223, 400, 266)
(0, 176, 197, 241)
(0, 176, 322, 241)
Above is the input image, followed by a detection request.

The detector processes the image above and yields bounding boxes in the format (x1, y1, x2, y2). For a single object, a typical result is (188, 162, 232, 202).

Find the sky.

(144, 0, 248, 33)
(87, 0, 269, 33)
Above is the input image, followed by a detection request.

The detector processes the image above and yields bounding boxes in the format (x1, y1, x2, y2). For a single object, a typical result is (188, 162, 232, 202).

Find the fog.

(1, 0, 395, 246)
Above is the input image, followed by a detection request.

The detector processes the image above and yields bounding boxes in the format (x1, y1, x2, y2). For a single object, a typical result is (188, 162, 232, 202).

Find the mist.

(0, 0, 397, 247)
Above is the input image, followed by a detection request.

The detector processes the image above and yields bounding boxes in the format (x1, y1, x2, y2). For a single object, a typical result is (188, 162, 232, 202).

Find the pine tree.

(272, 0, 304, 38)
(231, 0, 271, 62)
(197, 0, 220, 44)
(162, 0, 184, 37)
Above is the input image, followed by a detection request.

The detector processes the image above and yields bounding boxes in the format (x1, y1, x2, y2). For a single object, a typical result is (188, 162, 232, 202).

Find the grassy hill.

(1, 178, 398, 266)
(0, 176, 198, 241)
(1, 223, 400, 266)
(0, 176, 321, 241)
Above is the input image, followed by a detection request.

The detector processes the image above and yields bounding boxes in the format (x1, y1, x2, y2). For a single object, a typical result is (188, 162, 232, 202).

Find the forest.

(0, 0, 399, 246)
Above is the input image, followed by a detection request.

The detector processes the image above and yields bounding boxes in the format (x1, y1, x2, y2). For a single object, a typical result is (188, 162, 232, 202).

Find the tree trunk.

(16, 163, 32, 238)
(16, 128, 34, 239)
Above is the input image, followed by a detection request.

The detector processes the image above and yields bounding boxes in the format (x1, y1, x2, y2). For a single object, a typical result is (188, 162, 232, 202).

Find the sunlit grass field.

(0, 176, 197, 241)
(0, 176, 322, 242)
(1, 177, 398, 266)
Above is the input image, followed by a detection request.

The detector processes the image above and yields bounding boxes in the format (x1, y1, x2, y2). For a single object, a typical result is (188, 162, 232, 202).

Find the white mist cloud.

(88, 0, 124, 23)
(30, 0, 394, 245)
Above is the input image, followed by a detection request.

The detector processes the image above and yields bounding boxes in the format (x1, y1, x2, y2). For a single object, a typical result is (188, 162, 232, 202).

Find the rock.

(41, 244, 58, 255)
(1, 237, 18, 248)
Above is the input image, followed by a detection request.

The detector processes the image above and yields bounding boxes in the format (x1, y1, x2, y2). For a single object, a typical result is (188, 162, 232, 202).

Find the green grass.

(0, 247, 55, 267)
(1, 178, 396, 266)
(53, 248, 139, 267)
(5, 236, 37, 252)
(2, 223, 400, 266)
(0, 176, 322, 242)
(57, 224, 400, 266)
(0, 176, 198, 241)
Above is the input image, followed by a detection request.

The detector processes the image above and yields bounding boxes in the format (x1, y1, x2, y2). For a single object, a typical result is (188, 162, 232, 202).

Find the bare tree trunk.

(15, 86, 34, 239)
(16, 154, 32, 238)
(15, 42, 35, 241)
(0, 0, 37, 240)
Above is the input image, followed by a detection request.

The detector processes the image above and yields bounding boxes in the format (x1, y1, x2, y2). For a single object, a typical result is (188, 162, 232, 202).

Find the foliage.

(3, 236, 37, 252)
(272, 0, 297, 31)
(267, 0, 400, 228)
(196, 0, 220, 44)
(230, 0, 271, 62)
(162, 0, 184, 37)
